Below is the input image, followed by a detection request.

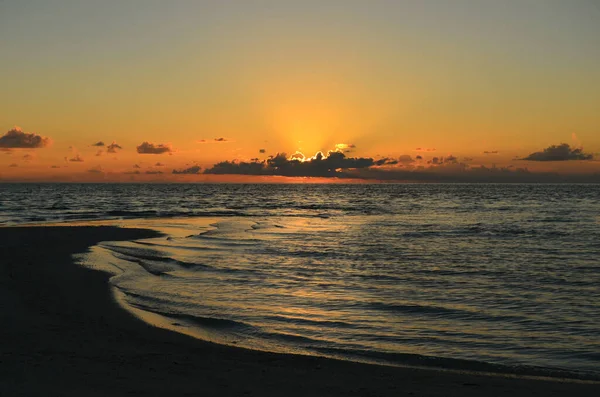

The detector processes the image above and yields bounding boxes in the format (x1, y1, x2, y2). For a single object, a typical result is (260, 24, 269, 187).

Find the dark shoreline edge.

(1, 226, 598, 396)
(125, 297, 600, 382)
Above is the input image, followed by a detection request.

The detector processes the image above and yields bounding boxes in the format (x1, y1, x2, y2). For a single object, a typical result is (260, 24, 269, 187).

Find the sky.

(1, 0, 599, 182)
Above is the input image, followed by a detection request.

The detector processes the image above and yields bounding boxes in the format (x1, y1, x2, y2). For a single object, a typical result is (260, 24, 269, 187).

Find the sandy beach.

(1, 225, 598, 396)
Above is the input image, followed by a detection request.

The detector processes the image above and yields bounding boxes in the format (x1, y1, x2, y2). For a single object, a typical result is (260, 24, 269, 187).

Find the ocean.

(2, 183, 599, 379)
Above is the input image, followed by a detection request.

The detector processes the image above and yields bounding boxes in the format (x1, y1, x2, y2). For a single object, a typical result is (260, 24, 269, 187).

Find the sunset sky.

(1, 0, 599, 182)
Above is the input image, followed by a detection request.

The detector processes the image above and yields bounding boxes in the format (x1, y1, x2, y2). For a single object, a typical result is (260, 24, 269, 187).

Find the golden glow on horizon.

(1, 2, 599, 181)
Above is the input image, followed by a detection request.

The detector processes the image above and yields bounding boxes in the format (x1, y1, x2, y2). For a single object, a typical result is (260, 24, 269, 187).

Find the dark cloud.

(136, 142, 172, 154)
(348, 164, 600, 183)
(69, 154, 84, 162)
(214, 137, 229, 142)
(124, 170, 140, 175)
(426, 155, 458, 165)
(415, 148, 436, 152)
(50, 165, 60, 169)
(522, 143, 593, 161)
(145, 170, 163, 175)
(95, 150, 104, 157)
(92, 141, 105, 147)
(107, 142, 122, 153)
(22, 153, 33, 160)
(259, 149, 266, 153)
(416, 155, 423, 160)
(155, 162, 165, 166)
(483, 150, 499, 154)
(8, 163, 18, 167)
(374, 158, 398, 166)
(202, 148, 600, 183)
(205, 160, 268, 175)
(205, 151, 376, 177)
(0, 128, 50, 148)
(172, 165, 202, 174)
(87, 167, 103, 173)
(290, 151, 305, 161)
(133, 164, 141, 169)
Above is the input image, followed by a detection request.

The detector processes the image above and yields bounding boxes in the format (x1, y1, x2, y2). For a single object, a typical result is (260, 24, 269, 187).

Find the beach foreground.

(1, 226, 597, 396)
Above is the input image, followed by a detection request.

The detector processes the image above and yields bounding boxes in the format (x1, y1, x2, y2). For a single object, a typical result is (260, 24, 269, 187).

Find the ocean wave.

(263, 315, 358, 329)
(365, 301, 539, 325)
(128, 303, 256, 331)
(164, 312, 255, 331)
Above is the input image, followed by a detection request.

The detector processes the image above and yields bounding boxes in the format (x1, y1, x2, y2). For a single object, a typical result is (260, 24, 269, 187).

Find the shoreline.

(113, 286, 600, 383)
(1, 225, 598, 396)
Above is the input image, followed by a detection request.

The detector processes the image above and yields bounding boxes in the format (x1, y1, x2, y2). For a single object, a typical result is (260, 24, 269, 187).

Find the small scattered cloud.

(483, 150, 499, 154)
(374, 158, 398, 166)
(172, 165, 202, 174)
(91, 141, 105, 147)
(335, 143, 356, 151)
(95, 150, 104, 156)
(0, 127, 50, 148)
(50, 165, 60, 169)
(145, 170, 163, 175)
(259, 149, 266, 154)
(198, 137, 233, 144)
(522, 143, 593, 161)
(8, 163, 18, 167)
(133, 164, 141, 169)
(136, 142, 172, 154)
(107, 142, 122, 153)
(155, 162, 165, 166)
(398, 155, 415, 164)
(69, 154, 84, 162)
(427, 155, 459, 165)
(415, 148, 436, 152)
(87, 166, 103, 173)
(124, 170, 140, 175)
(415, 155, 423, 160)
(22, 153, 34, 161)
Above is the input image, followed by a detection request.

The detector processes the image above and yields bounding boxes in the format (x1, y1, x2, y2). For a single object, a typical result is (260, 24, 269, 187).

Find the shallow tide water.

(2, 183, 599, 378)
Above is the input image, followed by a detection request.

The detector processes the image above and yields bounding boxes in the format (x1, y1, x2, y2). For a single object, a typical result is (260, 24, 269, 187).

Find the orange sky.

(1, 1, 599, 182)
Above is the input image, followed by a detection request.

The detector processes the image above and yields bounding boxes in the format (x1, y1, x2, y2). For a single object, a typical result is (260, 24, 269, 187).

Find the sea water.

(2, 183, 599, 378)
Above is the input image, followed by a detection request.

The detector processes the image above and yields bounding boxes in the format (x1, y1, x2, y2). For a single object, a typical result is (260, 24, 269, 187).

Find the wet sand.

(1, 226, 597, 396)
